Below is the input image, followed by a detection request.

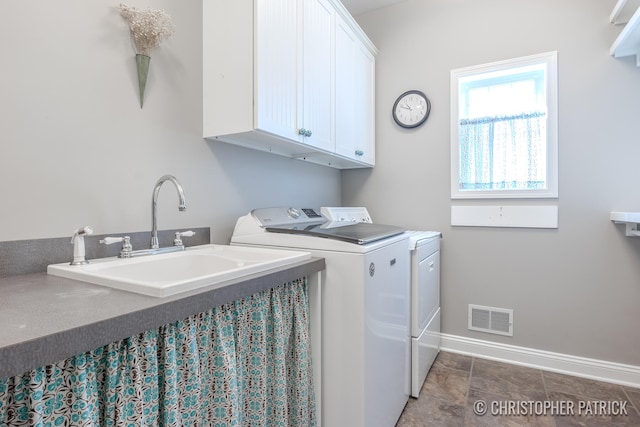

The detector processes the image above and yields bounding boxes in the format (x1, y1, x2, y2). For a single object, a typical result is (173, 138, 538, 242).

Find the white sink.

(47, 244, 311, 297)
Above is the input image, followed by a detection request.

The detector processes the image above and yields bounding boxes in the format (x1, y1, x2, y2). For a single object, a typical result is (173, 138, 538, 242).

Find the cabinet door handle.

(298, 128, 307, 136)
(305, 129, 312, 137)
(355, 150, 364, 156)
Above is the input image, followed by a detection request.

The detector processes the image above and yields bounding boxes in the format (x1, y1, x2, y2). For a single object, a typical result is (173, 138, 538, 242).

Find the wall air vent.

(468, 304, 513, 336)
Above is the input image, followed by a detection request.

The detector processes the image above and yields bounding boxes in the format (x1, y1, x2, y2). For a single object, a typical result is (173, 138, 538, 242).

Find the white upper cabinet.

(335, 15, 376, 165)
(301, 0, 335, 152)
(254, 0, 299, 142)
(203, 0, 377, 169)
(353, 41, 376, 165)
(255, 0, 333, 151)
(335, 16, 357, 160)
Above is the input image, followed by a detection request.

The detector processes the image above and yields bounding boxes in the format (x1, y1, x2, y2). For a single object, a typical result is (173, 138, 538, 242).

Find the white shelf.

(610, 0, 640, 66)
(610, 0, 640, 24)
(610, 211, 640, 236)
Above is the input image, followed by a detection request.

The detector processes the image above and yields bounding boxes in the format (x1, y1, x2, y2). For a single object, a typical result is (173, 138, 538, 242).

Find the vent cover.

(468, 304, 513, 336)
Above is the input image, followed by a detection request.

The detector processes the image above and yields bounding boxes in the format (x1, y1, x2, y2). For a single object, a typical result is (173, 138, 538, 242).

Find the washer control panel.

(251, 207, 325, 227)
(321, 207, 373, 223)
(287, 207, 301, 219)
(301, 208, 323, 218)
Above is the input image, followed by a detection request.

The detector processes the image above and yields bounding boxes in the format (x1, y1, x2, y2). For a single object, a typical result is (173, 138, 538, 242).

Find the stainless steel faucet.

(151, 175, 187, 249)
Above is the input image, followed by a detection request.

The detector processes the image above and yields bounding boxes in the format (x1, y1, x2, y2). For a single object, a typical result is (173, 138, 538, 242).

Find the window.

(451, 52, 558, 199)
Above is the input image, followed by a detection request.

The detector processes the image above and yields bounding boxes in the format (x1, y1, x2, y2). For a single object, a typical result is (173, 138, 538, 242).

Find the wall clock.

(392, 90, 431, 128)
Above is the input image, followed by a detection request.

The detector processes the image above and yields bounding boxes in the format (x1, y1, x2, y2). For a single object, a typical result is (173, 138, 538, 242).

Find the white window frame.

(450, 51, 558, 199)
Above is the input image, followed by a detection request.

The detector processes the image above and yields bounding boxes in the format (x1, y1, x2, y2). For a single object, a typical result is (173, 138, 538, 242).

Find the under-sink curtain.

(0, 277, 316, 427)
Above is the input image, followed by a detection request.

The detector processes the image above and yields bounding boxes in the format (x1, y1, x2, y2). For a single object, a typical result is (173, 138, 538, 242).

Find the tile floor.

(396, 351, 640, 427)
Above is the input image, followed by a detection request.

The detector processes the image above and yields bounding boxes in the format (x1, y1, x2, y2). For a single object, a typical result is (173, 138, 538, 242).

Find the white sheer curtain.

(458, 112, 547, 191)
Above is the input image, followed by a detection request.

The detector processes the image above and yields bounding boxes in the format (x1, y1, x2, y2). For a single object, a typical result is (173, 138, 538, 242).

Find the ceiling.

(340, 0, 406, 16)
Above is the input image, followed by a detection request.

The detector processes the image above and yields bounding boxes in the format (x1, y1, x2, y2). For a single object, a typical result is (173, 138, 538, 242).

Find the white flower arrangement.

(119, 3, 175, 57)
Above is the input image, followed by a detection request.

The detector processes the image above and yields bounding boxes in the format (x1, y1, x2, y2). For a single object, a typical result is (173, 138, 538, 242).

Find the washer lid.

(265, 222, 406, 245)
(250, 207, 405, 245)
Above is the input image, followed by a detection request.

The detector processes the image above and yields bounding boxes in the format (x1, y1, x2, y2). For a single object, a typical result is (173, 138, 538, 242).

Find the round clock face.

(392, 90, 431, 128)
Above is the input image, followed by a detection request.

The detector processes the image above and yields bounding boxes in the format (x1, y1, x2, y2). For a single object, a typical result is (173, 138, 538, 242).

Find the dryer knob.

(287, 207, 301, 219)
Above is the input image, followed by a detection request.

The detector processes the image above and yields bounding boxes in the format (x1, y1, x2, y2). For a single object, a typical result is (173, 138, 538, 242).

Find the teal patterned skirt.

(0, 278, 316, 426)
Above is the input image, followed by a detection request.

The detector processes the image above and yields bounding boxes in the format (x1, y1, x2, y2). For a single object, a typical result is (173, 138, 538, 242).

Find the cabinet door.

(335, 17, 375, 165)
(301, 0, 334, 152)
(354, 43, 375, 165)
(255, 0, 300, 142)
(335, 16, 357, 159)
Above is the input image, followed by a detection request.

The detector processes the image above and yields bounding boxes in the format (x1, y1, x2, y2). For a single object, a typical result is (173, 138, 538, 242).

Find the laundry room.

(1, 0, 639, 426)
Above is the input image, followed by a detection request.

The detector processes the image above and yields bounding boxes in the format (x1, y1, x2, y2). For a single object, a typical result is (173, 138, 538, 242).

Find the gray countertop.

(0, 257, 325, 380)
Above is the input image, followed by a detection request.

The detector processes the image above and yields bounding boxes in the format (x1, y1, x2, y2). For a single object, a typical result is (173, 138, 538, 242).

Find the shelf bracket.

(623, 222, 640, 237)
(610, 212, 640, 236)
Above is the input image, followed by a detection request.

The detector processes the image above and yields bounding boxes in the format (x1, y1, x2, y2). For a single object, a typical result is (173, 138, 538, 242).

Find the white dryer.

(407, 231, 441, 397)
(231, 207, 410, 427)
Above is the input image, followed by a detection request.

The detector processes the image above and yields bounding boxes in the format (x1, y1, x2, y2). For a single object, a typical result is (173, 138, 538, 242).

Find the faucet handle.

(174, 230, 195, 246)
(100, 236, 133, 258)
(100, 236, 125, 245)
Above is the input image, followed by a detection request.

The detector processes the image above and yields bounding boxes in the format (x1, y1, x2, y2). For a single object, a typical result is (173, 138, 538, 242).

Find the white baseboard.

(440, 333, 640, 388)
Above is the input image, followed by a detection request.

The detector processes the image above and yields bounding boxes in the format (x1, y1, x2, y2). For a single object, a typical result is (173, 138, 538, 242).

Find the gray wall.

(344, 0, 640, 366)
(1, 1, 341, 244)
(4, 0, 639, 368)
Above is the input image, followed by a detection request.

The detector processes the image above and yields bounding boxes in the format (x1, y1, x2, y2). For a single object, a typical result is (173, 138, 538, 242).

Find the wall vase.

(135, 54, 151, 108)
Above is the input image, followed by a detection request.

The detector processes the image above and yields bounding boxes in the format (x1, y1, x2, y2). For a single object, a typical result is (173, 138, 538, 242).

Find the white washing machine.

(231, 207, 410, 427)
(320, 209, 441, 399)
(406, 231, 441, 397)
